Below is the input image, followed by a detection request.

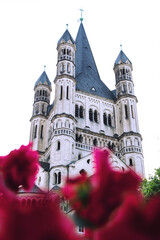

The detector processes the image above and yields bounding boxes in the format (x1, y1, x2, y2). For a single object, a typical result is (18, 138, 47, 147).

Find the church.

(29, 21, 144, 191)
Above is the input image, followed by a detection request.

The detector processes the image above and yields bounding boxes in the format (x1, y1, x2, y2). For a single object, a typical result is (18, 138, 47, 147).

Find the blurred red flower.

(94, 194, 160, 240)
(0, 195, 81, 240)
(0, 143, 39, 192)
(62, 149, 141, 227)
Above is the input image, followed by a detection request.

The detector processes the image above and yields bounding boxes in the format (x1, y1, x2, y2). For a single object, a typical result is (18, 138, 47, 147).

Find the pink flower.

(62, 149, 141, 227)
(94, 194, 160, 240)
(0, 195, 81, 240)
(0, 143, 39, 192)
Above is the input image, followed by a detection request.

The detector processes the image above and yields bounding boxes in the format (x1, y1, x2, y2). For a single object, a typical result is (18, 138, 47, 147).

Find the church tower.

(114, 50, 144, 176)
(29, 21, 145, 192)
(30, 71, 52, 153)
(50, 28, 77, 171)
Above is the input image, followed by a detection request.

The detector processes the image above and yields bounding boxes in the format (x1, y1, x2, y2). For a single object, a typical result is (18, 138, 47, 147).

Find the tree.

(141, 168, 160, 198)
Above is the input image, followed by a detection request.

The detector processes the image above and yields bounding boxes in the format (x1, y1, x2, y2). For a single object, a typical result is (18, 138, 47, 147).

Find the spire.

(57, 29, 75, 46)
(79, 9, 84, 23)
(34, 71, 51, 90)
(114, 50, 132, 67)
(75, 23, 115, 100)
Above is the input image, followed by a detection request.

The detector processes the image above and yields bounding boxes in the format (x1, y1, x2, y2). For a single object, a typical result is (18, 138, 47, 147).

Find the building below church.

(29, 22, 144, 191)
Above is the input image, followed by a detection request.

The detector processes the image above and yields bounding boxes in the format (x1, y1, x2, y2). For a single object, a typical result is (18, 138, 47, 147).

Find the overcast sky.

(0, 0, 160, 176)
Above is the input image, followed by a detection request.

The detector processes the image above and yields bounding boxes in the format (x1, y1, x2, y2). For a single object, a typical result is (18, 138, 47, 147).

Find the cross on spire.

(66, 24, 68, 30)
(120, 44, 122, 50)
(79, 9, 84, 23)
(44, 65, 46, 71)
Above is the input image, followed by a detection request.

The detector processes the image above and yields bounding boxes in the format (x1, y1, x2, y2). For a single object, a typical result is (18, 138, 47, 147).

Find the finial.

(79, 9, 84, 22)
(44, 65, 46, 72)
(120, 44, 122, 50)
(66, 24, 68, 30)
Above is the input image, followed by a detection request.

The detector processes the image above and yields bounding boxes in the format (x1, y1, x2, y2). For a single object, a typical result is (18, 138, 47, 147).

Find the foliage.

(141, 168, 160, 198)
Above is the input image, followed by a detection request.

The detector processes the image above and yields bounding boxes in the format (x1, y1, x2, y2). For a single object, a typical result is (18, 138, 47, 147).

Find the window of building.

(131, 105, 134, 118)
(40, 125, 43, 139)
(66, 86, 69, 99)
(124, 104, 128, 119)
(80, 106, 84, 118)
(94, 110, 98, 123)
(60, 86, 63, 100)
(57, 141, 60, 150)
(54, 173, 57, 184)
(129, 158, 133, 166)
(79, 169, 86, 176)
(108, 114, 112, 127)
(79, 135, 83, 143)
(38, 176, 41, 185)
(67, 63, 70, 73)
(75, 105, 79, 117)
(58, 172, 61, 184)
(34, 125, 37, 138)
(89, 109, 93, 121)
(103, 113, 107, 125)
(78, 154, 81, 160)
(79, 224, 85, 233)
(93, 138, 98, 146)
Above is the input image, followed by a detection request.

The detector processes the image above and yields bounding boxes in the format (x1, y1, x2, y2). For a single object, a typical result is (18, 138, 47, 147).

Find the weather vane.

(44, 65, 46, 71)
(79, 9, 84, 22)
(120, 44, 122, 50)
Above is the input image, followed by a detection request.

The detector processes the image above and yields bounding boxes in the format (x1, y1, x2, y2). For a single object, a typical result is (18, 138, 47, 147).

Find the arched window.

(76, 133, 79, 142)
(57, 141, 60, 150)
(54, 173, 57, 184)
(75, 105, 79, 117)
(38, 176, 41, 185)
(108, 114, 112, 127)
(58, 172, 61, 184)
(79, 135, 83, 143)
(93, 138, 98, 146)
(34, 125, 37, 138)
(80, 106, 84, 118)
(103, 113, 107, 125)
(79, 169, 86, 176)
(40, 125, 43, 139)
(125, 104, 128, 119)
(66, 86, 69, 99)
(42, 104, 45, 114)
(129, 158, 133, 166)
(67, 63, 70, 73)
(60, 86, 63, 100)
(94, 110, 98, 123)
(78, 154, 81, 160)
(108, 141, 111, 149)
(131, 105, 134, 118)
(89, 109, 93, 121)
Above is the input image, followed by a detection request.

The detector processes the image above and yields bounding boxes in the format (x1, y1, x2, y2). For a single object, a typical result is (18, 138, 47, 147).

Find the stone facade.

(29, 23, 144, 191)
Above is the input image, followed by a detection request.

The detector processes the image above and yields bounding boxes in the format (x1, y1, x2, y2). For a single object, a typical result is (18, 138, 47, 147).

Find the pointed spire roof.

(34, 71, 51, 90)
(114, 50, 132, 66)
(75, 23, 115, 100)
(57, 29, 75, 45)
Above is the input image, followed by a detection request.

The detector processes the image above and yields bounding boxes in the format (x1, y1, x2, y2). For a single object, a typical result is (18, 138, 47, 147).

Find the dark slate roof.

(47, 101, 54, 115)
(57, 29, 75, 45)
(114, 50, 132, 66)
(18, 184, 44, 193)
(34, 71, 51, 89)
(39, 161, 50, 171)
(75, 23, 115, 100)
